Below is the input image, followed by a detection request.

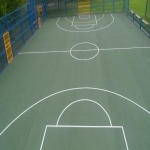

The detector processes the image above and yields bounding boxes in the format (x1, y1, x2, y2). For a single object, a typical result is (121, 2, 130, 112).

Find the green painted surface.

(0, 13, 150, 150)
(43, 127, 127, 150)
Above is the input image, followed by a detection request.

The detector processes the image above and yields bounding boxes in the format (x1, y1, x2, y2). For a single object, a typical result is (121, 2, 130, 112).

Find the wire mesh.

(47, 0, 127, 17)
(0, 1, 39, 73)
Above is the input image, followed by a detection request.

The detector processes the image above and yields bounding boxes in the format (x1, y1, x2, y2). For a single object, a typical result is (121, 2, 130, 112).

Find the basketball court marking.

(79, 15, 90, 19)
(57, 13, 114, 32)
(74, 24, 95, 30)
(18, 46, 150, 55)
(40, 126, 129, 150)
(65, 14, 104, 24)
(94, 14, 98, 25)
(56, 99, 112, 126)
(71, 14, 96, 26)
(72, 14, 97, 30)
(0, 87, 149, 137)
(40, 99, 129, 150)
(71, 16, 75, 26)
(69, 42, 99, 60)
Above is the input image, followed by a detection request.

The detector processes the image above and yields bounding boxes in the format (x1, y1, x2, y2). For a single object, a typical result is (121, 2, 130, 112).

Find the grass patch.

(130, 0, 150, 22)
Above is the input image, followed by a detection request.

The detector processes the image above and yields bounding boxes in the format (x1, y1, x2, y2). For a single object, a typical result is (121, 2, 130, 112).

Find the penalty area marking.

(57, 13, 114, 32)
(0, 87, 150, 137)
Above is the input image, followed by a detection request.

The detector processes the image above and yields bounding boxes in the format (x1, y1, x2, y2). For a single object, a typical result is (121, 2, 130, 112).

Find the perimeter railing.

(124, 5, 150, 38)
(0, 0, 47, 73)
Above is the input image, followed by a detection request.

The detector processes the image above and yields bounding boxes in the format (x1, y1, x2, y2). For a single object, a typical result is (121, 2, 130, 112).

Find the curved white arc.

(75, 25, 94, 30)
(56, 13, 114, 32)
(70, 42, 99, 60)
(79, 15, 90, 19)
(0, 87, 150, 136)
(56, 99, 112, 126)
(70, 53, 99, 60)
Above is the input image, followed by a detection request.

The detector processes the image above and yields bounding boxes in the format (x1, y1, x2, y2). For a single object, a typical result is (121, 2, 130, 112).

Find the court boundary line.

(18, 46, 150, 55)
(56, 13, 114, 32)
(56, 99, 112, 126)
(40, 125, 129, 150)
(0, 87, 150, 136)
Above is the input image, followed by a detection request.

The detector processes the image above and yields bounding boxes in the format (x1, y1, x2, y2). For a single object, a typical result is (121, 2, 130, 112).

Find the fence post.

(64, 0, 66, 16)
(113, 1, 114, 13)
(46, 1, 48, 18)
(0, 20, 2, 35)
(19, 9, 26, 45)
(132, 13, 135, 22)
(5, 16, 9, 31)
(123, 0, 124, 12)
(145, 0, 148, 17)
(27, 3, 34, 35)
(140, 17, 143, 29)
(55, 0, 57, 17)
(103, 0, 105, 13)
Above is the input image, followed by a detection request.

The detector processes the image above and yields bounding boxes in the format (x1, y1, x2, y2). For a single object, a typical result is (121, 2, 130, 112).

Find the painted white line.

(56, 13, 114, 32)
(18, 50, 69, 54)
(40, 125, 125, 150)
(47, 125, 122, 128)
(73, 16, 97, 26)
(79, 15, 90, 19)
(99, 46, 150, 51)
(56, 99, 112, 126)
(94, 14, 97, 25)
(65, 14, 104, 24)
(0, 87, 149, 136)
(122, 127, 129, 150)
(70, 42, 99, 60)
(71, 16, 75, 26)
(18, 46, 150, 55)
(75, 25, 94, 30)
(73, 24, 95, 26)
(40, 126, 48, 150)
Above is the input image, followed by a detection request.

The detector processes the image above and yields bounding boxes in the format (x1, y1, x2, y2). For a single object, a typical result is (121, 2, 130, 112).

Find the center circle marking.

(70, 42, 99, 60)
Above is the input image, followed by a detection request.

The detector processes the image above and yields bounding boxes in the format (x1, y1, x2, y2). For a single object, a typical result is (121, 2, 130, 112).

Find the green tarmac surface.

(0, 13, 150, 150)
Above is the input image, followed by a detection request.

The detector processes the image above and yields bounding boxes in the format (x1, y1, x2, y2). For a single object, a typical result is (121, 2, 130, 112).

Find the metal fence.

(0, 0, 47, 73)
(124, 7, 150, 38)
(46, 0, 128, 17)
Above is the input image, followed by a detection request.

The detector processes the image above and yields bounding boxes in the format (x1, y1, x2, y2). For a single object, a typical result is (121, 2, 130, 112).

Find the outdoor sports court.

(0, 13, 150, 150)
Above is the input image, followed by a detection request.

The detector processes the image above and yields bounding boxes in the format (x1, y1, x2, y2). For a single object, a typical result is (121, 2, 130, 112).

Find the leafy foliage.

(0, 0, 26, 18)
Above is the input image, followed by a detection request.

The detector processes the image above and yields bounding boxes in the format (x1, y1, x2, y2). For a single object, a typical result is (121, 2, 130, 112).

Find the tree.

(0, 0, 26, 18)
